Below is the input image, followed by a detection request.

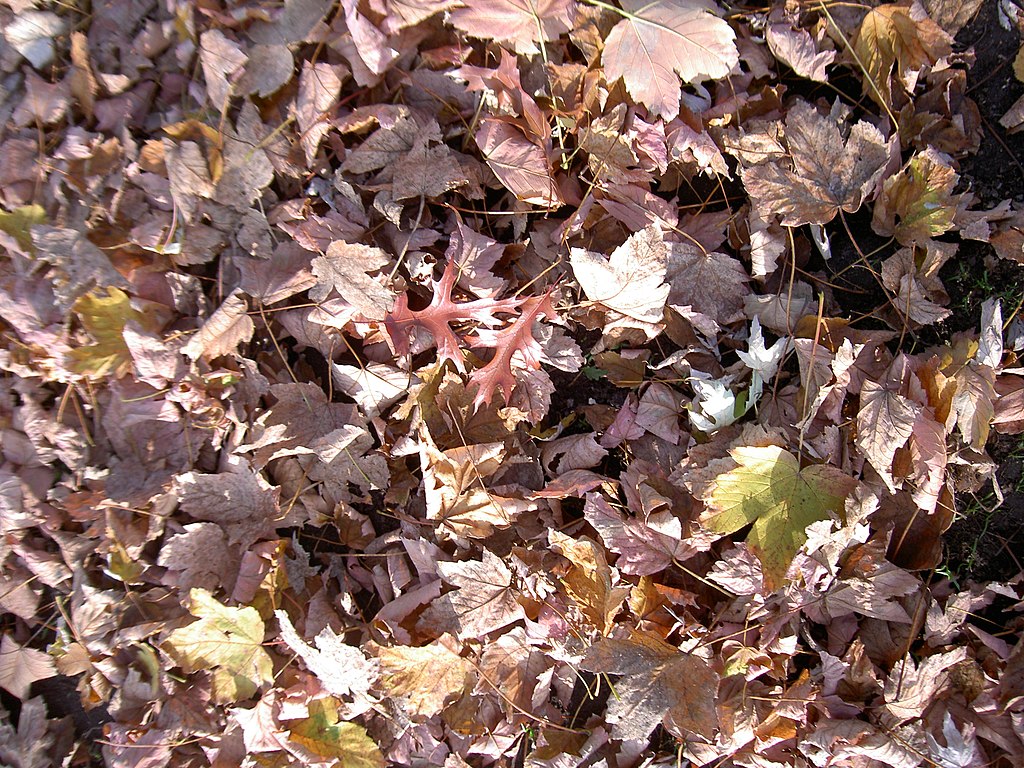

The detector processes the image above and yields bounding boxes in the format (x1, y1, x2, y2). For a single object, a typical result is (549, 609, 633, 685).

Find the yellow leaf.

(67, 287, 146, 379)
(286, 698, 384, 768)
(378, 639, 474, 718)
(0, 204, 46, 252)
(163, 588, 273, 703)
(1015, 45, 1024, 83)
(701, 446, 856, 589)
(853, 4, 951, 110)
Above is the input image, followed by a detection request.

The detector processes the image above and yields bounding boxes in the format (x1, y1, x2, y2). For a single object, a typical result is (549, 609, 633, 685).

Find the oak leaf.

(384, 260, 522, 373)
(602, 0, 738, 121)
(701, 446, 856, 588)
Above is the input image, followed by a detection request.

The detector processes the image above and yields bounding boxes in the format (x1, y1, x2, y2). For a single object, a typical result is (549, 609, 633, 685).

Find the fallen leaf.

(570, 225, 670, 341)
(580, 631, 719, 741)
(378, 639, 475, 717)
(0, 636, 56, 700)
(284, 698, 384, 768)
(449, 0, 576, 56)
(602, 0, 738, 120)
(701, 446, 856, 588)
(182, 290, 255, 360)
(741, 101, 891, 226)
(163, 588, 274, 703)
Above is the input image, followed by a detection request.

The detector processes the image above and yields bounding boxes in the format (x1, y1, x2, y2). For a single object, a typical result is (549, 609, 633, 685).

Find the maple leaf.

(570, 225, 670, 341)
(549, 530, 631, 634)
(31, 225, 130, 312)
(580, 631, 719, 741)
(421, 550, 526, 640)
(294, 61, 346, 165)
(276, 611, 377, 705)
(449, 0, 576, 55)
(175, 470, 280, 549)
(856, 377, 923, 490)
(384, 260, 522, 373)
(765, 20, 835, 83)
(163, 588, 274, 703)
(601, 0, 738, 121)
(182, 290, 255, 360)
(701, 446, 856, 588)
(476, 118, 563, 207)
(584, 493, 713, 575)
(284, 698, 384, 768)
(4, 10, 65, 69)
(665, 240, 750, 326)
(309, 241, 395, 320)
(741, 101, 891, 226)
(378, 638, 475, 718)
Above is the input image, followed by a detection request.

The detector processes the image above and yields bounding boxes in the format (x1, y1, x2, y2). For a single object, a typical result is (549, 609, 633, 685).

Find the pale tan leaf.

(449, 0, 576, 55)
(379, 639, 474, 717)
(602, 0, 738, 120)
(570, 225, 670, 340)
(0, 636, 56, 700)
(856, 379, 922, 490)
(183, 290, 255, 360)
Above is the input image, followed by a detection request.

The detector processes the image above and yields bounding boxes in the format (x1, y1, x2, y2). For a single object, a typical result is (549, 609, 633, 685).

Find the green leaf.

(163, 588, 274, 703)
(287, 698, 384, 768)
(701, 446, 856, 588)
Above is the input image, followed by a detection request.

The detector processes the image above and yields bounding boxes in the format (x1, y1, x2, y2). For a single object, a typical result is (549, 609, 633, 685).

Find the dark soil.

(939, 2, 1024, 585)
(944, 433, 1024, 583)
(957, 0, 1024, 205)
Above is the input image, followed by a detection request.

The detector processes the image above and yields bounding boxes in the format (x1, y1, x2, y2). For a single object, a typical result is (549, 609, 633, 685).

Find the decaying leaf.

(284, 698, 384, 768)
(581, 631, 719, 741)
(742, 101, 891, 226)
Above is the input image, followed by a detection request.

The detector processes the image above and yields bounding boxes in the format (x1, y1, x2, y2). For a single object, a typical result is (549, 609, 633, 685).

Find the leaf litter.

(0, 0, 1023, 766)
